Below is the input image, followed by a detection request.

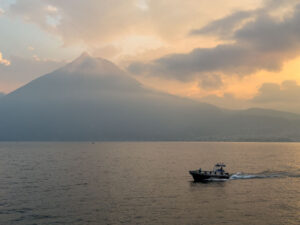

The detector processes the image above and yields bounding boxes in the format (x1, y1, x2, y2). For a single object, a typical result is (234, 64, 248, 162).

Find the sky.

(1, 0, 300, 113)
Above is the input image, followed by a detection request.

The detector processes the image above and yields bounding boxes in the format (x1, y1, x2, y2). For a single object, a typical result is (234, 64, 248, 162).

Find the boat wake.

(205, 178, 228, 182)
(230, 170, 300, 180)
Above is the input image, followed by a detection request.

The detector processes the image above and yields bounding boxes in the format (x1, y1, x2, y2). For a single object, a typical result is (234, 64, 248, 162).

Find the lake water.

(0, 142, 299, 225)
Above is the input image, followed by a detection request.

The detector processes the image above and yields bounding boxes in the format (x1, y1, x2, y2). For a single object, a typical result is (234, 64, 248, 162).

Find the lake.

(0, 142, 299, 225)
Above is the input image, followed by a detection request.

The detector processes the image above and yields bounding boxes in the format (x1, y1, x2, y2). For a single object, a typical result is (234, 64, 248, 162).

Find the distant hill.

(0, 93, 4, 98)
(0, 53, 300, 141)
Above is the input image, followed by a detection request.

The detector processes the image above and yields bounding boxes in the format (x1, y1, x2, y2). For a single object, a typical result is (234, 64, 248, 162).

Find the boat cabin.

(213, 163, 226, 174)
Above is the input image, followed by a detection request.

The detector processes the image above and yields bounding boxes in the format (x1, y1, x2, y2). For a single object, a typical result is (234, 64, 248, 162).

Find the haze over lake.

(1, 142, 299, 225)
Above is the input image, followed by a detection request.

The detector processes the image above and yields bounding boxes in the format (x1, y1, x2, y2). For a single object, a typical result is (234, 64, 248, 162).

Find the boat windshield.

(213, 163, 226, 172)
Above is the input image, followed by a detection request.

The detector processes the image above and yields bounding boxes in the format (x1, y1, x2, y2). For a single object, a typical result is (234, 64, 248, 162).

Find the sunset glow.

(1, 0, 300, 112)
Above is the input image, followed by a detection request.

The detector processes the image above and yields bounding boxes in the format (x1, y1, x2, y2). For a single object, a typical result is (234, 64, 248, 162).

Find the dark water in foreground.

(0, 142, 300, 225)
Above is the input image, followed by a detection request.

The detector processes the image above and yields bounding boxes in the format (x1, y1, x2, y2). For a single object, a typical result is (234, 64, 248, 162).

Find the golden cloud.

(0, 52, 11, 66)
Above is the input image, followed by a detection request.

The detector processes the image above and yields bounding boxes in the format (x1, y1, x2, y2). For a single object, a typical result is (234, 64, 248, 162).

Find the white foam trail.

(229, 172, 282, 180)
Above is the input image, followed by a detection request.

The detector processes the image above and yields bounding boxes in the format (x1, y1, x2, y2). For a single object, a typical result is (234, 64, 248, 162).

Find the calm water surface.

(0, 142, 299, 225)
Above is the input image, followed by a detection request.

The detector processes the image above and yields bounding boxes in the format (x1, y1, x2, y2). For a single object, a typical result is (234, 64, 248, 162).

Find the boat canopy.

(215, 163, 226, 167)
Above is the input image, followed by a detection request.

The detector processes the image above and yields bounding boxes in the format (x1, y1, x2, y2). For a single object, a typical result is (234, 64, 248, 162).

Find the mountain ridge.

(0, 54, 300, 141)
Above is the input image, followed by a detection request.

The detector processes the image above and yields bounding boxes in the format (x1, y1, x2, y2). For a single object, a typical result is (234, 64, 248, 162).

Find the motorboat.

(189, 163, 230, 181)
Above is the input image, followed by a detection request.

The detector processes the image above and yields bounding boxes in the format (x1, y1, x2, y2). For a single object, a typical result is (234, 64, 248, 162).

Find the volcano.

(0, 53, 300, 141)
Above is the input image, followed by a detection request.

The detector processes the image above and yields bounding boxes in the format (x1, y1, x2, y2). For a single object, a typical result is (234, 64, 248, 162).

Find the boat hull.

(189, 170, 230, 181)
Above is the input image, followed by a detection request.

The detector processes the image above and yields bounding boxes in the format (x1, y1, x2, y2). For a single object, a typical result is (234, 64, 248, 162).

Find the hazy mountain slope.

(238, 108, 300, 121)
(0, 54, 300, 141)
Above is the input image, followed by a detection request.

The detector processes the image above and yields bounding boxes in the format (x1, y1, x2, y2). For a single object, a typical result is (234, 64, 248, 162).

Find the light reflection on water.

(0, 142, 299, 225)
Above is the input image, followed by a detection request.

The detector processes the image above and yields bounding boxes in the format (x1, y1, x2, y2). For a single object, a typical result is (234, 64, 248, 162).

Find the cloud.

(199, 74, 223, 90)
(45, 5, 58, 13)
(27, 46, 34, 51)
(128, 43, 280, 80)
(7, 0, 261, 48)
(0, 8, 4, 15)
(8, 0, 54, 29)
(190, 0, 300, 38)
(252, 80, 300, 103)
(199, 80, 300, 113)
(0, 52, 10, 66)
(128, 1, 300, 82)
(8, 0, 146, 45)
(89, 45, 121, 59)
(190, 10, 253, 38)
(194, 79, 300, 114)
